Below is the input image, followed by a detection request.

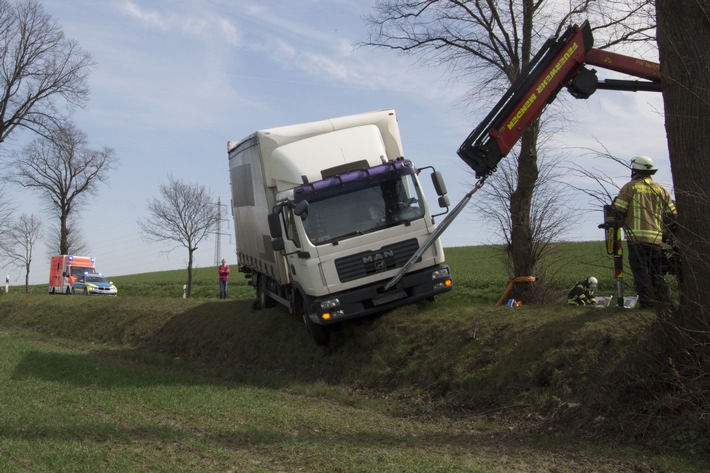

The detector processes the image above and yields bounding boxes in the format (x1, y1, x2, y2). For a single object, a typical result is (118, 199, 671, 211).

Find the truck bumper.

(306, 264, 452, 325)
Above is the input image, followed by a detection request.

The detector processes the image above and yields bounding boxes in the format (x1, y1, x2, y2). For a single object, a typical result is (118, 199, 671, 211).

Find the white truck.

(228, 109, 453, 344)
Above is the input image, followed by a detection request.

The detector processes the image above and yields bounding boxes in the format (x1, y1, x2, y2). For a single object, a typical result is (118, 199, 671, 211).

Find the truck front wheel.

(301, 297, 330, 346)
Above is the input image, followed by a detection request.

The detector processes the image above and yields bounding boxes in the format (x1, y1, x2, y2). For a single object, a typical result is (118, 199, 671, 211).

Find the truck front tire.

(301, 298, 330, 346)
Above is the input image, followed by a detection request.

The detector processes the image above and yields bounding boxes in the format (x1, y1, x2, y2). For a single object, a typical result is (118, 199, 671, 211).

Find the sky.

(2, 0, 671, 287)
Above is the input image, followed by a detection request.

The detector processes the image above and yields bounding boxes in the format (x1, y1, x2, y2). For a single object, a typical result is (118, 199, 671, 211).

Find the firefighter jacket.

(613, 176, 676, 245)
(567, 281, 596, 305)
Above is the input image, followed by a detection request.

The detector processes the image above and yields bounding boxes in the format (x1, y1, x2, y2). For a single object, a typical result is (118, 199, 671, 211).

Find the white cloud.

(121, 1, 169, 30)
(119, 0, 241, 46)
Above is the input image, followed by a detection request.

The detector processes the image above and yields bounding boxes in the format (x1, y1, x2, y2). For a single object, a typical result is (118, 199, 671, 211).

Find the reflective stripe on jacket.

(567, 281, 596, 305)
(613, 177, 675, 245)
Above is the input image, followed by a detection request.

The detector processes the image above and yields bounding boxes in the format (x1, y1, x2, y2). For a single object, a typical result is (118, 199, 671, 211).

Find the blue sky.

(4, 0, 670, 286)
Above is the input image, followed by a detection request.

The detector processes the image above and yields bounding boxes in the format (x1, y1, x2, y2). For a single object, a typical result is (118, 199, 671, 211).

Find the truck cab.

(229, 109, 453, 345)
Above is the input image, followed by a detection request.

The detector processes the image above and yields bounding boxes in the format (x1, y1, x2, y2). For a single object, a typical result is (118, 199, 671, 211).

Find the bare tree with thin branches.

(6, 122, 117, 255)
(0, 0, 93, 144)
(138, 176, 220, 298)
(0, 213, 42, 292)
(361, 0, 656, 285)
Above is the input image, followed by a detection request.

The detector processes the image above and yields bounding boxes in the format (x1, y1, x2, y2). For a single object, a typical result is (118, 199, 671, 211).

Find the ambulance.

(48, 255, 97, 294)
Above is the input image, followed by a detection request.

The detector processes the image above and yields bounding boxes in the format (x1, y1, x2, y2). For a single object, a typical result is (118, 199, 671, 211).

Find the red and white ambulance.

(48, 255, 97, 294)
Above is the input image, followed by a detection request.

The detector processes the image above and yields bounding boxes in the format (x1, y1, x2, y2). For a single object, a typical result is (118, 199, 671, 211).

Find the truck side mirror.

(431, 171, 448, 197)
(268, 210, 286, 252)
(271, 237, 285, 252)
(429, 170, 450, 216)
(268, 211, 283, 239)
(293, 200, 309, 218)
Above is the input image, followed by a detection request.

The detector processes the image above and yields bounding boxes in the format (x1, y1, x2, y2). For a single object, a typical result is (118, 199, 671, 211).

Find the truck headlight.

(434, 280, 452, 290)
(320, 298, 340, 310)
(431, 268, 450, 279)
(321, 310, 344, 321)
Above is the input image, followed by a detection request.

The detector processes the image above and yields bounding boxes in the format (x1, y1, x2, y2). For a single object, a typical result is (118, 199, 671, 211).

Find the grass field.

(29, 241, 630, 301)
(0, 243, 704, 472)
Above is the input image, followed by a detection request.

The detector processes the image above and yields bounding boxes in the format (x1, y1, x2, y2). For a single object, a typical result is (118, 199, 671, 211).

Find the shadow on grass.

(10, 348, 226, 388)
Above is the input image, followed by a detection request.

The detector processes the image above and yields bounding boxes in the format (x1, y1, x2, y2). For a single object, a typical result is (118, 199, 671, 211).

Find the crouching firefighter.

(567, 277, 598, 306)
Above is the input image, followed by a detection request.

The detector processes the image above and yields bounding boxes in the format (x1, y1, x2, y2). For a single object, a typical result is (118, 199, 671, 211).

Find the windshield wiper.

(328, 230, 364, 245)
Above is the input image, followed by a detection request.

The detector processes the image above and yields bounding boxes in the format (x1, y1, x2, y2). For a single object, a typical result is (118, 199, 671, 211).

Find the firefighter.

(567, 276, 598, 305)
(612, 156, 676, 309)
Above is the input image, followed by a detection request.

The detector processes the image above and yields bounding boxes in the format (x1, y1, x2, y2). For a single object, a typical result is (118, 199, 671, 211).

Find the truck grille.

(334, 239, 419, 282)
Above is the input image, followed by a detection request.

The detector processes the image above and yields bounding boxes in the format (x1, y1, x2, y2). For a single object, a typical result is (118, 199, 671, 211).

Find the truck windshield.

(301, 174, 424, 245)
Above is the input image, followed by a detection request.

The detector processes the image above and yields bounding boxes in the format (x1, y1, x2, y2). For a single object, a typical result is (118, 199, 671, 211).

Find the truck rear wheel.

(256, 274, 277, 309)
(301, 298, 330, 346)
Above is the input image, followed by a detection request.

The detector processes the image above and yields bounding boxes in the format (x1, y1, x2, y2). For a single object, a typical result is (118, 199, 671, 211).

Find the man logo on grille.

(362, 250, 394, 265)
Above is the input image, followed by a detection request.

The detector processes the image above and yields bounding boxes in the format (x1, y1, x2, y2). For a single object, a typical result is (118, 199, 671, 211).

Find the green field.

(0, 243, 704, 472)
(45, 241, 631, 301)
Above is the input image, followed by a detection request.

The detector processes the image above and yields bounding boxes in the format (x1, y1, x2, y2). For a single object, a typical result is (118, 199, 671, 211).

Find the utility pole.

(213, 198, 230, 266)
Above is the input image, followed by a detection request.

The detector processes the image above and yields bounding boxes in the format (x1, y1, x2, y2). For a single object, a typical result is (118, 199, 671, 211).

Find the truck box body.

(228, 109, 452, 343)
(48, 255, 97, 294)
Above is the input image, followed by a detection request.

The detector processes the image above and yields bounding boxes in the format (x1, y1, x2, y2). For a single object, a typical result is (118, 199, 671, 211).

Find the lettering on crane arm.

(506, 93, 537, 131)
(635, 59, 660, 71)
(535, 42, 579, 95)
(505, 41, 580, 131)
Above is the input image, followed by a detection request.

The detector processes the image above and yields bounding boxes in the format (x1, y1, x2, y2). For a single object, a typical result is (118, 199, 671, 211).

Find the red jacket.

(218, 264, 230, 281)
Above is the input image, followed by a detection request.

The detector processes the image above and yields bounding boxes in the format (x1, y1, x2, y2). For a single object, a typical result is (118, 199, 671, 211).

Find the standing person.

(218, 258, 230, 300)
(613, 156, 676, 309)
(567, 277, 598, 306)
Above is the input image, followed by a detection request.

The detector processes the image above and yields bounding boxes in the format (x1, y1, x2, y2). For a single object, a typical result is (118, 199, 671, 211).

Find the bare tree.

(0, 0, 93, 144)
(45, 213, 87, 256)
(138, 176, 220, 298)
(0, 184, 15, 253)
(362, 0, 656, 282)
(562, 143, 630, 210)
(6, 122, 116, 254)
(476, 153, 570, 267)
(0, 213, 42, 292)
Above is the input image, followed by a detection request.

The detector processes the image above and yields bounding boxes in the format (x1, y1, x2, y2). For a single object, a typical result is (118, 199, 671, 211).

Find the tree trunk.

(186, 248, 195, 298)
(59, 212, 69, 255)
(507, 0, 538, 282)
(656, 0, 710, 330)
(509, 121, 540, 278)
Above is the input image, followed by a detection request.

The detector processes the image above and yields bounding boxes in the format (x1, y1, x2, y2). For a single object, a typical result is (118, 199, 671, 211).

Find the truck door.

(282, 207, 318, 293)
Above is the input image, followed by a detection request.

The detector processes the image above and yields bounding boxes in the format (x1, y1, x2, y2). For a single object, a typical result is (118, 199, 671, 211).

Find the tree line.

(0, 0, 219, 296)
(1, 0, 708, 393)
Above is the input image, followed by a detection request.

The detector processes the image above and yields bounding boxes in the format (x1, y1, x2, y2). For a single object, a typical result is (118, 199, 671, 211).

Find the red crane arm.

(458, 21, 661, 180)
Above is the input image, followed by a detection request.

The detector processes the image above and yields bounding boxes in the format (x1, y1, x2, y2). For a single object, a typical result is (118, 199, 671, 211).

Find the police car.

(71, 272, 118, 296)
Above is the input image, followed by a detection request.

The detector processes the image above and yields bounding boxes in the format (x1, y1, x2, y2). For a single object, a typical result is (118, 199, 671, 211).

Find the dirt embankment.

(0, 294, 707, 459)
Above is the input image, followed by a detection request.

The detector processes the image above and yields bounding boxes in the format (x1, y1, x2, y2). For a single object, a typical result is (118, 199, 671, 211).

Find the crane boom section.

(457, 21, 661, 180)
